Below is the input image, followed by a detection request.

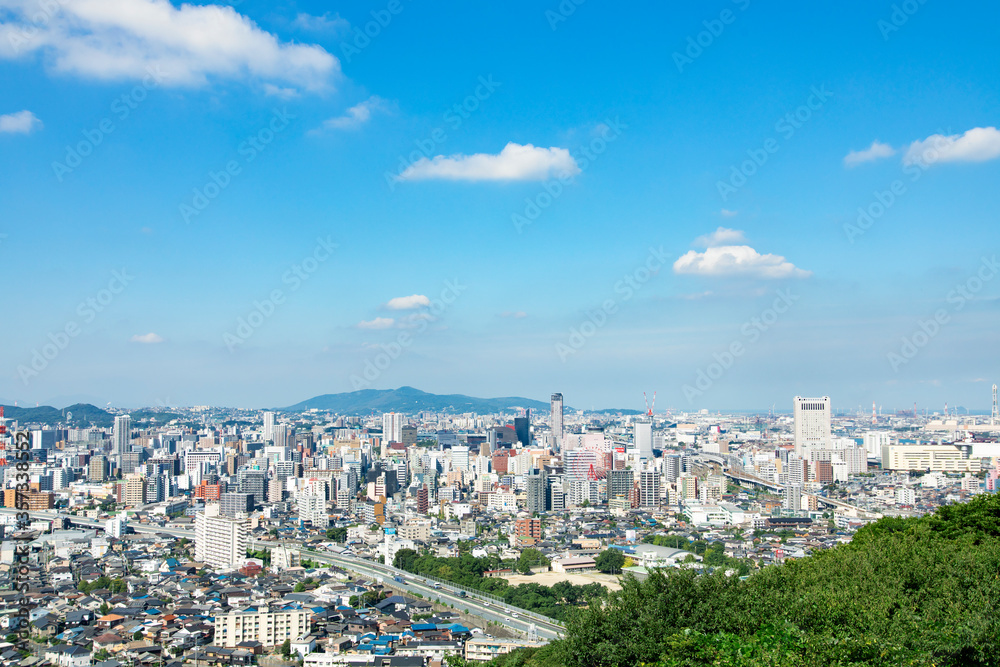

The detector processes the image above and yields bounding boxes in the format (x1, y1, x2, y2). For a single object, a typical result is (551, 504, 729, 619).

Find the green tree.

(393, 548, 419, 572)
(279, 639, 291, 658)
(325, 526, 347, 542)
(594, 548, 625, 574)
(293, 582, 305, 593)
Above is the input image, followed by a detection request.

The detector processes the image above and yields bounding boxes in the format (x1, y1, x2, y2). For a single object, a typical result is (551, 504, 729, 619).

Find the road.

(295, 548, 564, 641)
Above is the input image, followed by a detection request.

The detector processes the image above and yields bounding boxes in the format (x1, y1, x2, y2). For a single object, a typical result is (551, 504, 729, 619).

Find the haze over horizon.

(3, 1, 998, 411)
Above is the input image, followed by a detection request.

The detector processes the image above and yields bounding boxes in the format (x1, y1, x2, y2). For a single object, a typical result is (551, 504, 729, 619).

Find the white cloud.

(0, 0, 339, 91)
(903, 127, 1000, 167)
(263, 83, 299, 99)
(397, 312, 434, 328)
(318, 96, 388, 131)
(130, 332, 164, 343)
(673, 245, 811, 279)
(0, 110, 41, 134)
(397, 142, 580, 182)
(720, 209, 738, 218)
(358, 317, 395, 330)
(693, 227, 746, 248)
(843, 140, 896, 167)
(384, 294, 430, 310)
(292, 12, 350, 34)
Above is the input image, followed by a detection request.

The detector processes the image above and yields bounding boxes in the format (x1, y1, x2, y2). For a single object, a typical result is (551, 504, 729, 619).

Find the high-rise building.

(607, 468, 634, 500)
(550, 393, 564, 443)
(220, 492, 254, 517)
(89, 455, 108, 482)
(122, 474, 146, 506)
(784, 484, 803, 512)
(633, 419, 653, 459)
(262, 411, 276, 444)
(639, 470, 660, 508)
(401, 426, 418, 447)
(514, 415, 530, 448)
(794, 396, 832, 454)
(451, 446, 470, 471)
(113, 414, 132, 457)
(296, 490, 328, 527)
(382, 412, 404, 444)
(195, 503, 249, 570)
(237, 468, 267, 507)
(417, 485, 429, 514)
(526, 469, 548, 513)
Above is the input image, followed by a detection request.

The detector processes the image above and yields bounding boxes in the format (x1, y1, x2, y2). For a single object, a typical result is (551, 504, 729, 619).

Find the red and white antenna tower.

(872, 401, 876, 425)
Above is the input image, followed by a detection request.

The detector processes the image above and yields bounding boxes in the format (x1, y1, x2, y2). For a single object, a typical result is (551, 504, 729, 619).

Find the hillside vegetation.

(478, 493, 1000, 667)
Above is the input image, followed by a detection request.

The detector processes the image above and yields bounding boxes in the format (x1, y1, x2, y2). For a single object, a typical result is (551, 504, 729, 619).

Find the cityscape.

(0, 388, 999, 665)
(4, 1, 1000, 666)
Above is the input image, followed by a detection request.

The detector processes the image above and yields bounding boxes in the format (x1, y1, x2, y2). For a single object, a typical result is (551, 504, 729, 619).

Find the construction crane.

(643, 391, 656, 417)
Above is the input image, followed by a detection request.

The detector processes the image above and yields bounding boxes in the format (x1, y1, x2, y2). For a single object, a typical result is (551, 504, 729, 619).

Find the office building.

(794, 396, 832, 453)
(237, 468, 267, 507)
(514, 415, 530, 448)
(634, 419, 653, 459)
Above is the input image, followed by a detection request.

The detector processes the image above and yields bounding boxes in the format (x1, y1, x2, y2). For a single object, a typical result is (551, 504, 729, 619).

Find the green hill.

(281, 386, 551, 415)
(0, 402, 114, 427)
(473, 493, 1000, 667)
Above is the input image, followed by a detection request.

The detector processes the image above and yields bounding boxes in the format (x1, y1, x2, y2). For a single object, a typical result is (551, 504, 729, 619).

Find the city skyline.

(3, 1, 999, 410)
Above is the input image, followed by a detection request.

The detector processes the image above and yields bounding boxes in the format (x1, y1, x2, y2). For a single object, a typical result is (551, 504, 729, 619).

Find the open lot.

(504, 570, 623, 591)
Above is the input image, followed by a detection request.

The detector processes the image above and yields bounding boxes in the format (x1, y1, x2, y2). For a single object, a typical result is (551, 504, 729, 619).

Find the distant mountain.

(0, 403, 114, 427)
(281, 386, 551, 415)
(0, 403, 183, 428)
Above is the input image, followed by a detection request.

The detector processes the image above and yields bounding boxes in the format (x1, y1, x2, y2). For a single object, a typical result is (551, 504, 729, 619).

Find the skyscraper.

(794, 396, 832, 454)
(113, 414, 131, 457)
(550, 393, 564, 443)
(514, 415, 530, 448)
(526, 469, 548, 513)
(633, 419, 653, 459)
(382, 412, 404, 444)
(262, 411, 276, 444)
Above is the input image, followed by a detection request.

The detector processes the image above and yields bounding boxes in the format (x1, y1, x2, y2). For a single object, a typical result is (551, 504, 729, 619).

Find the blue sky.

(2, 0, 999, 412)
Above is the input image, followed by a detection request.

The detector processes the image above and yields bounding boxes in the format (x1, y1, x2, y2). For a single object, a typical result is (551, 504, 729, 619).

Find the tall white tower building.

(262, 411, 276, 443)
(113, 414, 132, 457)
(382, 412, 404, 444)
(550, 393, 564, 443)
(633, 419, 653, 459)
(793, 396, 831, 454)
